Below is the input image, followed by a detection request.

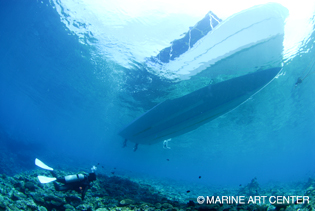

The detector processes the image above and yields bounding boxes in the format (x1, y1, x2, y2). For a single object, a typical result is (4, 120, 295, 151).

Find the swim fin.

(37, 176, 57, 184)
(35, 158, 54, 171)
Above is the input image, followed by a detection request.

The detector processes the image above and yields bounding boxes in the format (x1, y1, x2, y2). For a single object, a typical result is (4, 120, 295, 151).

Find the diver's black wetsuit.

(52, 172, 96, 200)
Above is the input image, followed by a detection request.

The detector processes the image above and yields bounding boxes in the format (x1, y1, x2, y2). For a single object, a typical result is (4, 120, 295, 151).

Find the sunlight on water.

(51, 0, 315, 73)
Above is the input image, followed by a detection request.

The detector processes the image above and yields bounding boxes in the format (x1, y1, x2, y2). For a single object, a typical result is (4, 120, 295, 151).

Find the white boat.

(119, 3, 288, 146)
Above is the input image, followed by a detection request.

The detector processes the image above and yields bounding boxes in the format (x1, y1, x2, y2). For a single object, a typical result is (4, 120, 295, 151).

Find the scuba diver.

(35, 158, 97, 200)
(51, 168, 96, 200)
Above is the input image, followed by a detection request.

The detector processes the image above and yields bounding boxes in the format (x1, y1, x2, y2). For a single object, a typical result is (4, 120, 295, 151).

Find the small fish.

(114, 167, 116, 169)
(166, 159, 170, 161)
(186, 190, 191, 193)
(102, 166, 104, 168)
(111, 172, 115, 174)
(239, 184, 242, 186)
(199, 176, 201, 179)
(97, 163, 100, 165)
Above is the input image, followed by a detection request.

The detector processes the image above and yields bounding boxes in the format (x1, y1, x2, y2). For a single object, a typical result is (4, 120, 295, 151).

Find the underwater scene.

(0, 0, 315, 210)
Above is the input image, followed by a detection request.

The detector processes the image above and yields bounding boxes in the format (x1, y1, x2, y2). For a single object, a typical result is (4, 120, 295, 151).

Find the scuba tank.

(64, 174, 85, 183)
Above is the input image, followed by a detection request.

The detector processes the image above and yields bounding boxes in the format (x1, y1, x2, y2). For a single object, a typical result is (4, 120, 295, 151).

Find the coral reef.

(0, 170, 313, 211)
(238, 177, 261, 196)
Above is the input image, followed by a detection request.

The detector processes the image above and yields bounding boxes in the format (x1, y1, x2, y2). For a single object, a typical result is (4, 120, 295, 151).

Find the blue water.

(0, 0, 315, 188)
